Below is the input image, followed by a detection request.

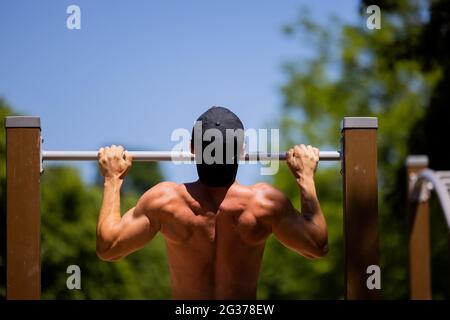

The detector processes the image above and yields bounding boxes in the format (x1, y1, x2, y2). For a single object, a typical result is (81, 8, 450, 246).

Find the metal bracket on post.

(406, 155, 432, 203)
(408, 172, 433, 203)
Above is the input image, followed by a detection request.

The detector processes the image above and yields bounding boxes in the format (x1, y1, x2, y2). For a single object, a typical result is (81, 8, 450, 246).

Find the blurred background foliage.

(1, 0, 449, 299)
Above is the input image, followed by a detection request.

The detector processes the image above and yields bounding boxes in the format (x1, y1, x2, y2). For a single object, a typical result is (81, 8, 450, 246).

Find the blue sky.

(0, 0, 359, 185)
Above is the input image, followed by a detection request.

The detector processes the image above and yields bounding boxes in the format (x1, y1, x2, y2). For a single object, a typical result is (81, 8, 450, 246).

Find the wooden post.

(5, 116, 41, 300)
(342, 117, 379, 300)
(406, 155, 431, 300)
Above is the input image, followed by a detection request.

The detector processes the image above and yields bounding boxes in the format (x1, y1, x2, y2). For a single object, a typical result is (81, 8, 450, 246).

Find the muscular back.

(96, 145, 328, 300)
(152, 182, 275, 299)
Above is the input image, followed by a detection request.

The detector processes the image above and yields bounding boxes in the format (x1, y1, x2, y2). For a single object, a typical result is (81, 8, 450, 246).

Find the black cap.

(192, 107, 244, 187)
(195, 106, 244, 135)
(192, 106, 244, 150)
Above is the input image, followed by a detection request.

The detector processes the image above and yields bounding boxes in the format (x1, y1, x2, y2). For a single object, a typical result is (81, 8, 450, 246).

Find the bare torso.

(157, 182, 272, 299)
(96, 145, 328, 300)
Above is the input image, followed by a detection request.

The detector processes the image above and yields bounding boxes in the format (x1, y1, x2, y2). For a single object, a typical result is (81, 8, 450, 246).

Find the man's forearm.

(97, 177, 123, 244)
(297, 174, 328, 253)
(296, 174, 322, 220)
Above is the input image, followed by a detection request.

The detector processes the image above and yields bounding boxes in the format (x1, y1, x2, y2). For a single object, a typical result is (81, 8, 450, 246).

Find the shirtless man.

(96, 106, 328, 299)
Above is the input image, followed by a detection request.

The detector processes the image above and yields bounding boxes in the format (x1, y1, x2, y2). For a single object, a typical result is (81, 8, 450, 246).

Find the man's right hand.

(286, 144, 319, 179)
(98, 145, 133, 180)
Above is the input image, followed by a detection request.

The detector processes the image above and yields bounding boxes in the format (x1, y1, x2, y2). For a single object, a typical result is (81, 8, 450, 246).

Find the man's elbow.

(308, 234, 329, 259)
(296, 239, 328, 259)
(313, 227, 329, 257)
(303, 243, 328, 259)
(96, 239, 122, 262)
(96, 246, 123, 262)
(314, 243, 329, 258)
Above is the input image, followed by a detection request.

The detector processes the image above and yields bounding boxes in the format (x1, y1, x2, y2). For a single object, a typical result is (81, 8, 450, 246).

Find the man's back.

(96, 144, 328, 300)
(154, 181, 275, 299)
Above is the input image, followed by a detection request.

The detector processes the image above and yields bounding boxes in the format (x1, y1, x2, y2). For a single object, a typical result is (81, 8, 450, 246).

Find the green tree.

(259, 0, 448, 299)
(363, 0, 450, 299)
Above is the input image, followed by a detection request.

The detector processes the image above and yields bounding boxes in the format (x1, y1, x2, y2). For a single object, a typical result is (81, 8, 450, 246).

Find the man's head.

(191, 106, 244, 187)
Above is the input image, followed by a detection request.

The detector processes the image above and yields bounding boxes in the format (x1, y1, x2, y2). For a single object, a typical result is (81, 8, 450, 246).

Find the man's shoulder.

(249, 182, 290, 213)
(138, 181, 182, 211)
(251, 182, 286, 199)
(143, 181, 180, 196)
(153, 181, 180, 192)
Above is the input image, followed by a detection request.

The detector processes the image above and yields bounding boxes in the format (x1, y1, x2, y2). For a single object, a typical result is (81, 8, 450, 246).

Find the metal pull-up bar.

(41, 150, 342, 162)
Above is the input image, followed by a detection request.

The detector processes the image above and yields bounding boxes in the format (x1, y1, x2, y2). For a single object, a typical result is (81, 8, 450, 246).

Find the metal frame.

(406, 155, 450, 300)
(5, 115, 379, 300)
(413, 169, 450, 227)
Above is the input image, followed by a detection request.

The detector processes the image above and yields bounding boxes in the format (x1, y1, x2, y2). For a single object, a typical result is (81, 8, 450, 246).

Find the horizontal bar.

(42, 150, 341, 162)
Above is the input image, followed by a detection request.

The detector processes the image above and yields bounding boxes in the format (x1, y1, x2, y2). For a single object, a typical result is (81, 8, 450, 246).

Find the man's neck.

(195, 180, 237, 207)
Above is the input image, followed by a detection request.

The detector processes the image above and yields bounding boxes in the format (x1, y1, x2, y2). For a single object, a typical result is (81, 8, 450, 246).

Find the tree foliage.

(259, 0, 449, 299)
